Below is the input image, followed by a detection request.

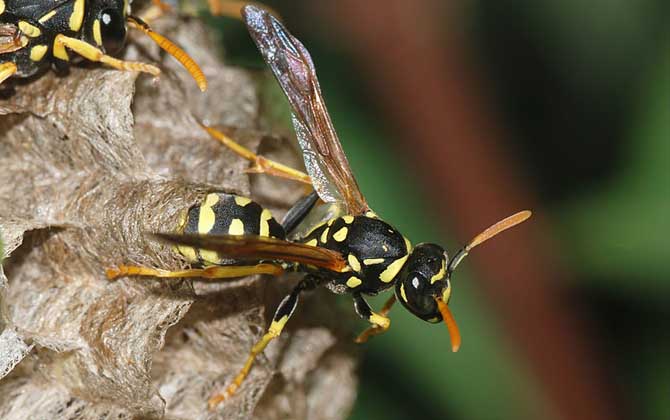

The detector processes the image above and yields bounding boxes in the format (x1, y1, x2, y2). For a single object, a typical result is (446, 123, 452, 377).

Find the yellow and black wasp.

(107, 5, 532, 410)
(0, 0, 207, 90)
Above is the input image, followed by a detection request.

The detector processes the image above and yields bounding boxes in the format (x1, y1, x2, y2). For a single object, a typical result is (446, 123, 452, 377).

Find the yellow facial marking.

(228, 219, 245, 235)
(348, 254, 361, 272)
(259, 209, 272, 237)
(69, 0, 85, 31)
(235, 196, 252, 206)
(379, 254, 409, 283)
(320, 227, 330, 243)
(346, 276, 362, 288)
(29, 45, 48, 62)
(93, 19, 102, 46)
(333, 227, 348, 242)
(53, 38, 69, 61)
(19, 21, 41, 38)
(38, 10, 58, 23)
(363, 258, 385, 265)
(342, 215, 354, 224)
(400, 283, 408, 302)
(305, 238, 318, 247)
(430, 258, 447, 284)
(0, 0, 4, 15)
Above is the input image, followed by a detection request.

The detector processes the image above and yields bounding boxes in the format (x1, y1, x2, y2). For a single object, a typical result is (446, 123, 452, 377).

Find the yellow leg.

(0, 62, 17, 85)
(54, 35, 160, 77)
(208, 280, 305, 409)
(355, 295, 395, 343)
(201, 124, 312, 185)
(106, 263, 284, 280)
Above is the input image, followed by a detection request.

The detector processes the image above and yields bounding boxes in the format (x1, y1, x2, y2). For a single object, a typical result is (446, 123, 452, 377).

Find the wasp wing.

(242, 5, 370, 215)
(0, 24, 23, 55)
(153, 233, 347, 272)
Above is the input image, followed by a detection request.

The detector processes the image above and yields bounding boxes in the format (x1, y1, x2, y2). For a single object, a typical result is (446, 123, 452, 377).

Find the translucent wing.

(0, 24, 23, 55)
(153, 233, 347, 272)
(242, 5, 370, 215)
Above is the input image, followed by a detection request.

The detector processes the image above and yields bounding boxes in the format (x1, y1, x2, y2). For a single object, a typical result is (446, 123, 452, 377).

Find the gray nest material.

(0, 17, 357, 420)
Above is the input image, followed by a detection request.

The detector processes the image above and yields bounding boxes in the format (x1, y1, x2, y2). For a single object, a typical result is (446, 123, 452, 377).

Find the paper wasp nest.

(0, 17, 357, 420)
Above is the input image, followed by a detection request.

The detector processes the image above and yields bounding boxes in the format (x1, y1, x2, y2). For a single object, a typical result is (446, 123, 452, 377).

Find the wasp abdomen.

(177, 193, 285, 265)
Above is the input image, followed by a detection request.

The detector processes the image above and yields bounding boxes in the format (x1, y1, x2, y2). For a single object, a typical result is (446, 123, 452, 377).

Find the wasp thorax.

(395, 243, 451, 322)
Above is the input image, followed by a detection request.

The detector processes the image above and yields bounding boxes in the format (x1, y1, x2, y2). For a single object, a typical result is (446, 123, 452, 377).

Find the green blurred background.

(206, 1, 669, 419)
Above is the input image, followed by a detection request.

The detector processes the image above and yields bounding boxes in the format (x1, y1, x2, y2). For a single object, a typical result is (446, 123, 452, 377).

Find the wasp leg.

(355, 295, 396, 343)
(208, 277, 314, 409)
(0, 62, 17, 86)
(280, 191, 319, 234)
(54, 35, 160, 77)
(201, 124, 311, 185)
(352, 293, 393, 344)
(106, 263, 284, 281)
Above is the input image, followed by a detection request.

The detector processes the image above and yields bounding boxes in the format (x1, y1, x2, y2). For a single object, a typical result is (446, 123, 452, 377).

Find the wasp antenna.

(435, 297, 461, 352)
(448, 210, 531, 273)
(126, 15, 207, 92)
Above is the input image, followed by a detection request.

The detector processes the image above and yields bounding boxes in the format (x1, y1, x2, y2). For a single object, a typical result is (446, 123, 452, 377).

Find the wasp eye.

(99, 8, 126, 54)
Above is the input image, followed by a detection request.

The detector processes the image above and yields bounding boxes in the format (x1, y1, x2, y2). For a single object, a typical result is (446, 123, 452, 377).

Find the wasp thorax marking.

(259, 209, 273, 237)
(363, 258, 385, 265)
(18, 21, 41, 38)
(342, 215, 354, 224)
(305, 238, 318, 247)
(69, 0, 85, 31)
(0, 0, 5, 15)
(379, 254, 409, 283)
(347, 254, 361, 272)
(320, 227, 330, 243)
(346, 276, 362, 288)
(333, 226, 348, 242)
(30, 45, 48, 62)
(38, 10, 57, 23)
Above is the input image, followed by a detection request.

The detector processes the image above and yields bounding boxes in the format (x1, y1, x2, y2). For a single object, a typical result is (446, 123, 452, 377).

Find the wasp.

(0, 0, 207, 90)
(107, 5, 532, 410)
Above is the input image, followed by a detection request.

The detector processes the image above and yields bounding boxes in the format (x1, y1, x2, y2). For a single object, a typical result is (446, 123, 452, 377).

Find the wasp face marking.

(394, 243, 450, 323)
